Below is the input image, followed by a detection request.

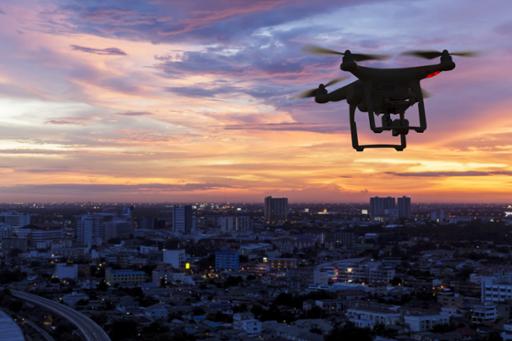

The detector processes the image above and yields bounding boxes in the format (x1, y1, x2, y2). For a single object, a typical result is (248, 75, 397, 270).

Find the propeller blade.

(297, 76, 348, 98)
(297, 88, 318, 98)
(303, 45, 345, 56)
(451, 51, 478, 57)
(352, 53, 389, 61)
(403, 49, 478, 59)
(324, 76, 348, 87)
(402, 50, 442, 59)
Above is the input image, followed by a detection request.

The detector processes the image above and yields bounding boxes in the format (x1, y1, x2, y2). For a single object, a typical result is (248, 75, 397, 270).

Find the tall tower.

(397, 196, 411, 219)
(172, 205, 195, 234)
(369, 197, 396, 220)
(264, 196, 288, 224)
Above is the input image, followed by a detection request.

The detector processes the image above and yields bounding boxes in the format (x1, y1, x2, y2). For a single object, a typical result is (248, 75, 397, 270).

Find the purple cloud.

(50, 1, 368, 43)
(225, 122, 347, 134)
(71, 44, 127, 55)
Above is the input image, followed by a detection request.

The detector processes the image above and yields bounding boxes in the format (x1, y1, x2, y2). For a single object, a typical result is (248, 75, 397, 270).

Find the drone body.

(302, 47, 471, 151)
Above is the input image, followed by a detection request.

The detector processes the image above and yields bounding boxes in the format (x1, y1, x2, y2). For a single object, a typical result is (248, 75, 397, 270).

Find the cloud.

(0, 149, 67, 155)
(48, 1, 363, 43)
(386, 170, 512, 177)
(71, 44, 127, 56)
(225, 122, 346, 134)
(45, 114, 102, 126)
(116, 111, 153, 116)
(0, 182, 233, 194)
(166, 85, 240, 98)
(0, 8, 5, 15)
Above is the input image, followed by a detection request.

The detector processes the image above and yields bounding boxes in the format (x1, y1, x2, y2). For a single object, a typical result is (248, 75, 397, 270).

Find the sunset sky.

(0, 0, 512, 203)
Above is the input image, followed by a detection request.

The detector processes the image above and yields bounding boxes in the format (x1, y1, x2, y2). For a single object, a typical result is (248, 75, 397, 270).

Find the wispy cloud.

(71, 44, 127, 56)
(116, 111, 153, 116)
(387, 170, 512, 177)
(225, 122, 346, 134)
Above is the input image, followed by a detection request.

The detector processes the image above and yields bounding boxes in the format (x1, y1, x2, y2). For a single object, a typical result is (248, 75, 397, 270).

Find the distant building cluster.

(369, 196, 411, 221)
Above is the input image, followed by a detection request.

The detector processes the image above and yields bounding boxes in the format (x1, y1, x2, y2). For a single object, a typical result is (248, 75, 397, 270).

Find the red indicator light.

(426, 71, 441, 78)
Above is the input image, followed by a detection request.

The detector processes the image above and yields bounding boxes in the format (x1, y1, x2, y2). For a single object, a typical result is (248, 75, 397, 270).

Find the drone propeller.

(303, 44, 389, 61)
(297, 76, 348, 98)
(421, 88, 431, 98)
(402, 50, 478, 59)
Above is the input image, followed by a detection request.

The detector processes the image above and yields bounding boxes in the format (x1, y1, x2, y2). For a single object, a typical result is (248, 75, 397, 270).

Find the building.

(163, 249, 186, 269)
(172, 205, 195, 234)
(76, 213, 110, 248)
(346, 305, 401, 328)
(0, 211, 30, 227)
(105, 268, 146, 285)
(54, 263, 78, 280)
(77, 212, 132, 247)
(264, 196, 288, 224)
(0, 238, 28, 252)
(404, 313, 449, 332)
(30, 229, 63, 242)
(62, 292, 89, 306)
(501, 322, 512, 341)
(233, 313, 262, 337)
(217, 215, 252, 233)
(215, 249, 240, 272)
(430, 209, 446, 223)
(144, 303, 169, 320)
(472, 303, 497, 323)
(269, 258, 298, 271)
(314, 258, 396, 286)
(397, 196, 411, 219)
(481, 274, 512, 303)
(369, 197, 396, 220)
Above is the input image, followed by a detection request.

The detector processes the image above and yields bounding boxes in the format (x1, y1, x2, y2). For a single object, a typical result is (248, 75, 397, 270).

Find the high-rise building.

(218, 215, 252, 233)
(369, 197, 396, 220)
(76, 212, 133, 247)
(76, 214, 99, 248)
(397, 196, 412, 219)
(171, 205, 195, 234)
(215, 249, 240, 272)
(264, 196, 288, 224)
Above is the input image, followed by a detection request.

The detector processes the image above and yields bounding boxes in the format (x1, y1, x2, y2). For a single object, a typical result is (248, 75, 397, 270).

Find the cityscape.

(0, 198, 511, 340)
(1, 0, 512, 340)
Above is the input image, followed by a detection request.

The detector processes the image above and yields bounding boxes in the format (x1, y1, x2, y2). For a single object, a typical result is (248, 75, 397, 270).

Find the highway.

(11, 290, 110, 341)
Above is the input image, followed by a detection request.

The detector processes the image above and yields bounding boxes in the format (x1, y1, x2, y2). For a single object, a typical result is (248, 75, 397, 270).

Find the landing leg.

(395, 112, 407, 151)
(349, 105, 364, 151)
(410, 83, 427, 133)
(415, 99, 427, 133)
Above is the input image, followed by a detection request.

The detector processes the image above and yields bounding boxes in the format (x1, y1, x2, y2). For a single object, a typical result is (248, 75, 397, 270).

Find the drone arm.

(315, 85, 349, 103)
(325, 87, 348, 102)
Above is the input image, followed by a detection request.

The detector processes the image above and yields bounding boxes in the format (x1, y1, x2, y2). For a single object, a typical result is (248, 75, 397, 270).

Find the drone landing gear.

(368, 95, 428, 135)
(349, 105, 407, 152)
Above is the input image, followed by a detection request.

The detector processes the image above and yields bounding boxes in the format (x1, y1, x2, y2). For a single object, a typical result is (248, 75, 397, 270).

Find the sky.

(0, 0, 512, 203)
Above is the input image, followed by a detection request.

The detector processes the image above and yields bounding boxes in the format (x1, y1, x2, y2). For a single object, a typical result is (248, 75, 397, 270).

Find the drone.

(300, 46, 475, 151)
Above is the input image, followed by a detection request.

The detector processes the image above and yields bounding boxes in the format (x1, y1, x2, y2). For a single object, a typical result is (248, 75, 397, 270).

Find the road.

(11, 290, 110, 341)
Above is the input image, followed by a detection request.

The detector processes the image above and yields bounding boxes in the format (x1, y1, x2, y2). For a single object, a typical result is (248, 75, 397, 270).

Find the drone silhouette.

(300, 46, 476, 151)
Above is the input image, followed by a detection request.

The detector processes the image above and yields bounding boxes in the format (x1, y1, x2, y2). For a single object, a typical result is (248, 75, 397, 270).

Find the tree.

(108, 320, 138, 341)
(326, 323, 372, 341)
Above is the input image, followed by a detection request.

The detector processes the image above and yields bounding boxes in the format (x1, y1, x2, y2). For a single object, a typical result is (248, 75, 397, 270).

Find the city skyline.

(1, 1, 512, 202)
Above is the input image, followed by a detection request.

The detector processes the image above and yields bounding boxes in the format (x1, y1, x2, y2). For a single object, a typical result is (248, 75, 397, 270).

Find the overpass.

(11, 290, 110, 341)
